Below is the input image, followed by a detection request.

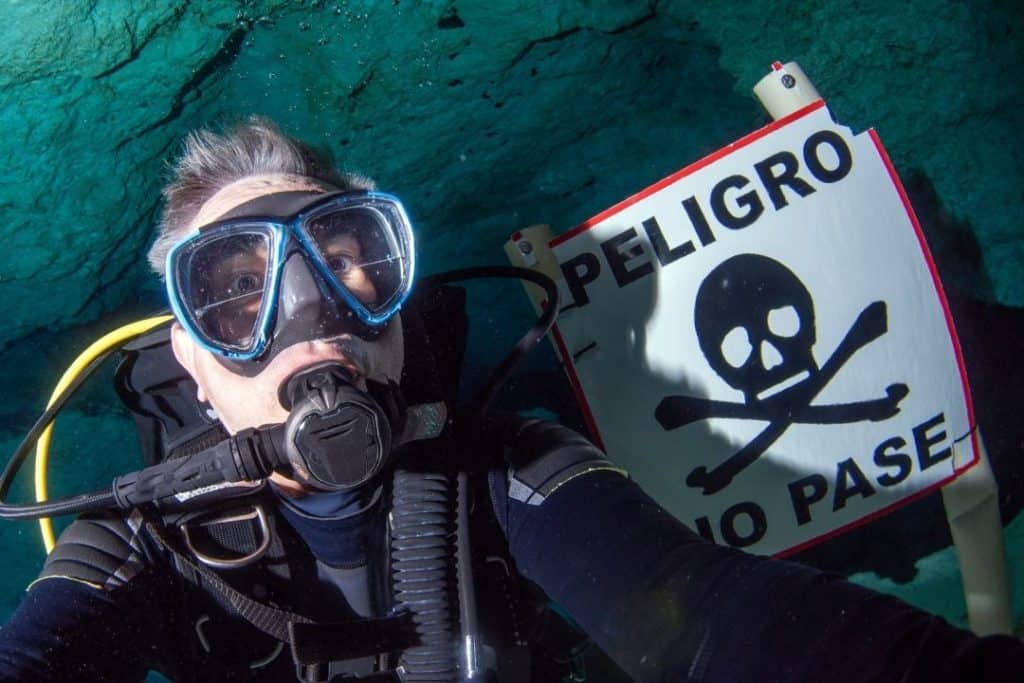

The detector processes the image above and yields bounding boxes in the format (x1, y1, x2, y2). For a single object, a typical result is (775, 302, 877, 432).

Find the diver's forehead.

(188, 174, 336, 230)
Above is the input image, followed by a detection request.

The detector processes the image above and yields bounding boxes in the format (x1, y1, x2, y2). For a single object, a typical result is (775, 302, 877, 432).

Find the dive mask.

(166, 190, 415, 364)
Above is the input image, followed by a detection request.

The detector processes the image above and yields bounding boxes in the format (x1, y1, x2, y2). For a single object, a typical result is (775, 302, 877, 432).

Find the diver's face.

(169, 175, 404, 440)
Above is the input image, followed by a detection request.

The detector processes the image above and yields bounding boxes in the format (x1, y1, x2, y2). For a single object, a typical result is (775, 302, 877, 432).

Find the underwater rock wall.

(0, 0, 1022, 630)
(1, 1, 1020, 353)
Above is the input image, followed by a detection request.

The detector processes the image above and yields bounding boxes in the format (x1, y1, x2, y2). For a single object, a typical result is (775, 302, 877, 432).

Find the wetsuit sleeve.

(0, 514, 176, 681)
(0, 574, 158, 681)
(490, 419, 1024, 683)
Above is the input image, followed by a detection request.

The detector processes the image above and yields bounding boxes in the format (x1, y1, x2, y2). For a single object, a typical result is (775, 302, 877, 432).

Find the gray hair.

(148, 116, 374, 275)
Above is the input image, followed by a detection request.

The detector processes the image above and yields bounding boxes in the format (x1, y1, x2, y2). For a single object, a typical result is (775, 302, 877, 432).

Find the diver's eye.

(229, 271, 263, 295)
(327, 254, 356, 274)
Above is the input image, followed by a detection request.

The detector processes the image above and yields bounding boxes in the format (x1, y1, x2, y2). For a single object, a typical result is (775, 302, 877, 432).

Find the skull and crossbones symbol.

(656, 253, 909, 495)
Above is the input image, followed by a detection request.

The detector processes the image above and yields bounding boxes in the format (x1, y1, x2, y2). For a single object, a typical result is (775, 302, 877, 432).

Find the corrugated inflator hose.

(391, 470, 459, 681)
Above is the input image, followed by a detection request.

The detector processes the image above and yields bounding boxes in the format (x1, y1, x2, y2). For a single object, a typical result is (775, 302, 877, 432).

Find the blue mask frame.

(165, 190, 416, 361)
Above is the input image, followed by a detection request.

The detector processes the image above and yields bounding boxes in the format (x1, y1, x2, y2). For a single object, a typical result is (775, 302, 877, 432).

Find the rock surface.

(2, 1, 1019, 350)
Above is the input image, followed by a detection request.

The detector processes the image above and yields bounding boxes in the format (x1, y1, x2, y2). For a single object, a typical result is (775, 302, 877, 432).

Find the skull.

(694, 253, 817, 403)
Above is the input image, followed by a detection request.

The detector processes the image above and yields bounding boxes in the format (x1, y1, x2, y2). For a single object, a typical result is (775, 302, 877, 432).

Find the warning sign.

(548, 101, 977, 556)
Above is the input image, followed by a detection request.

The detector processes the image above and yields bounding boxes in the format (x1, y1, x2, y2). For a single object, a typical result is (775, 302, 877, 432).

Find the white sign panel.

(549, 101, 978, 556)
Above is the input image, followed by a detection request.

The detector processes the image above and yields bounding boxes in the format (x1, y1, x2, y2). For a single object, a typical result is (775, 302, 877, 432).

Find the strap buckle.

(180, 504, 272, 569)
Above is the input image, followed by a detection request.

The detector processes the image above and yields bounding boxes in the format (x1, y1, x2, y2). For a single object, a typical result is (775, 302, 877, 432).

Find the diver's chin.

(269, 471, 317, 498)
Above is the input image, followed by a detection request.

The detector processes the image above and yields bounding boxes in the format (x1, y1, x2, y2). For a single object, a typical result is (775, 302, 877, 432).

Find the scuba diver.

(0, 117, 1021, 682)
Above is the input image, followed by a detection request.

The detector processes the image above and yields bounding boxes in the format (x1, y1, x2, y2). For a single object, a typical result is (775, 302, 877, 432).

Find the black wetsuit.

(1, 419, 1021, 681)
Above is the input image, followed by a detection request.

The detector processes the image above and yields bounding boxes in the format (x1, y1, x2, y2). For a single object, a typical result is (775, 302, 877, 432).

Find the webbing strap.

(144, 520, 312, 642)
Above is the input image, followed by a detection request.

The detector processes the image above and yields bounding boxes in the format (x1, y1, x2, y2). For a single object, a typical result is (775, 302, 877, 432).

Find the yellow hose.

(36, 315, 174, 553)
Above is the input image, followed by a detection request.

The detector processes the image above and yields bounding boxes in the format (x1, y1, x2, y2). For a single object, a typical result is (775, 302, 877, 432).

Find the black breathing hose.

(391, 470, 459, 682)
(0, 348, 117, 520)
(0, 491, 118, 521)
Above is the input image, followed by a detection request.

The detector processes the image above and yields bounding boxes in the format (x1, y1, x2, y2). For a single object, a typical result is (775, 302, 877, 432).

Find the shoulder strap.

(114, 326, 228, 466)
(34, 509, 152, 592)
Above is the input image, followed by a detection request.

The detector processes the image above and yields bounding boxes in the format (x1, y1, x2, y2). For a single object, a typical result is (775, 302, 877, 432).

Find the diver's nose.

(268, 249, 382, 350)
(277, 252, 350, 332)
(280, 252, 322, 317)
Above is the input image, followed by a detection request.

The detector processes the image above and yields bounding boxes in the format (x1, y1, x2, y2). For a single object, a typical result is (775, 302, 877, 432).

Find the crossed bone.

(655, 301, 909, 495)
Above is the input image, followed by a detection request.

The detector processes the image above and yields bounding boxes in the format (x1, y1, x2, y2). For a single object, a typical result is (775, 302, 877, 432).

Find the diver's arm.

(0, 514, 175, 681)
(0, 574, 156, 681)
(489, 419, 1023, 683)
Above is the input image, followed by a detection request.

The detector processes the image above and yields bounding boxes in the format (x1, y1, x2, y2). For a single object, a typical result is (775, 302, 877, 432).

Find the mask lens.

(179, 230, 272, 351)
(305, 204, 409, 316)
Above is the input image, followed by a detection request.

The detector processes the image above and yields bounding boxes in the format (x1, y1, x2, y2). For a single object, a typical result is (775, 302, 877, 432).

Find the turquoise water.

(1, 1, 1022, 678)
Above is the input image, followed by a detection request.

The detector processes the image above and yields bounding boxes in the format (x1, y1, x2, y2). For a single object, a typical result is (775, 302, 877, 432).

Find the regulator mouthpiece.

(281, 362, 394, 491)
